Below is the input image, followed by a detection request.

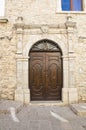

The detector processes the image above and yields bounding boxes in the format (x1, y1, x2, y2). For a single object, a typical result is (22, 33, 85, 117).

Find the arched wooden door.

(29, 40, 63, 101)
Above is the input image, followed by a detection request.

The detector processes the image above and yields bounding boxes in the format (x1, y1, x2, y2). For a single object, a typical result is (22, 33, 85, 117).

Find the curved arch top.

(29, 39, 63, 55)
(23, 36, 68, 57)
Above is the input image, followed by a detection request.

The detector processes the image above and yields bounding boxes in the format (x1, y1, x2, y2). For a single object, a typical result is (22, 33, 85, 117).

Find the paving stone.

(60, 122, 73, 130)
(70, 103, 86, 117)
(0, 99, 23, 114)
(0, 101, 86, 130)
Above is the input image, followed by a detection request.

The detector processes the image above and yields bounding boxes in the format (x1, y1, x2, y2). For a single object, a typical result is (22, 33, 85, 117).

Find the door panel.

(30, 53, 45, 100)
(29, 52, 62, 101)
(46, 53, 62, 100)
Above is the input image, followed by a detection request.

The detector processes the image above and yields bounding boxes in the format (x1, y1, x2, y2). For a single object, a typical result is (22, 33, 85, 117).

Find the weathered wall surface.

(0, 0, 86, 102)
(75, 37, 86, 102)
(0, 21, 16, 99)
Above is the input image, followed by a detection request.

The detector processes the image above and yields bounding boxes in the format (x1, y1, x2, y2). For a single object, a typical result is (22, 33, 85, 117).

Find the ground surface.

(0, 102, 86, 130)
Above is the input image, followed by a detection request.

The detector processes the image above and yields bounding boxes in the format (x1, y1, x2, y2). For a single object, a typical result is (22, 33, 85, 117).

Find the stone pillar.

(15, 17, 30, 104)
(65, 16, 78, 103)
(22, 57, 30, 103)
(83, 0, 86, 11)
(15, 17, 24, 102)
(62, 56, 69, 104)
(56, 0, 62, 11)
(15, 58, 24, 102)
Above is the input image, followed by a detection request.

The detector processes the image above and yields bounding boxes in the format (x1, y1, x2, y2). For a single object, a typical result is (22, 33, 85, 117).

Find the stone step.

(30, 101, 66, 106)
(0, 99, 23, 114)
(70, 103, 86, 117)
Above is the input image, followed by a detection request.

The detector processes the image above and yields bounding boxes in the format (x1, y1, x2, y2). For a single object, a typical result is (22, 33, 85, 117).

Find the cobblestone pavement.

(0, 105, 86, 130)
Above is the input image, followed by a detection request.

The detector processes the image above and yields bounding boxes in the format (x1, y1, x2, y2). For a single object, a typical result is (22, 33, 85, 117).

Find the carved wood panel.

(29, 52, 62, 101)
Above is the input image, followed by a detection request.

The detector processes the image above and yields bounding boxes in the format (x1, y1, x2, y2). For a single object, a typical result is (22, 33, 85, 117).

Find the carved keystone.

(41, 25, 49, 34)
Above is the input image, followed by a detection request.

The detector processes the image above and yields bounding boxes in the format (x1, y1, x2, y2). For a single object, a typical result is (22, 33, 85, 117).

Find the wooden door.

(45, 53, 62, 100)
(29, 52, 45, 100)
(29, 52, 62, 101)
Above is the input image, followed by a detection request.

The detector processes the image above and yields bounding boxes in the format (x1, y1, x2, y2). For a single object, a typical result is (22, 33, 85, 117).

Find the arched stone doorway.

(29, 39, 63, 101)
(14, 17, 78, 104)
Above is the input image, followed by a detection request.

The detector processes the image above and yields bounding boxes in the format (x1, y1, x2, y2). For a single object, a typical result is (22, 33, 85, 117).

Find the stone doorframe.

(15, 16, 78, 104)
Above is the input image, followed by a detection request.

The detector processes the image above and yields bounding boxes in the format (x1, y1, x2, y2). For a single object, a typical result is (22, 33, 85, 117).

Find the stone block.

(15, 89, 24, 102)
(62, 88, 69, 104)
(68, 88, 78, 104)
(24, 89, 30, 104)
(70, 103, 86, 117)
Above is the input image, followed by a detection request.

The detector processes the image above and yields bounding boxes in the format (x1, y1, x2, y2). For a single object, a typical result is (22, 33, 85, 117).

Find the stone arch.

(23, 37, 68, 57)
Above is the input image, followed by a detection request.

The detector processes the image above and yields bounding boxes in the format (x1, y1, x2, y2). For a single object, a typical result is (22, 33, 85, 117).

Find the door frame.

(29, 39, 63, 101)
(15, 38, 78, 104)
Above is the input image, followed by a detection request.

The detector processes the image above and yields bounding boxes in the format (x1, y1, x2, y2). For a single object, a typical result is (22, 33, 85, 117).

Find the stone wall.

(76, 37, 86, 102)
(0, 0, 86, 103)
(0, 19, 16, 100)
